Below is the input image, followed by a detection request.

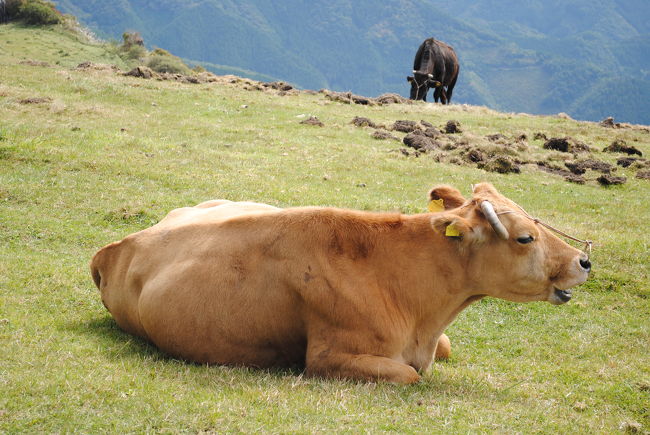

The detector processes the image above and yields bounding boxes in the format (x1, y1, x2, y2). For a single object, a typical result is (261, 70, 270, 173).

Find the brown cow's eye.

(517, 236, 534, 244)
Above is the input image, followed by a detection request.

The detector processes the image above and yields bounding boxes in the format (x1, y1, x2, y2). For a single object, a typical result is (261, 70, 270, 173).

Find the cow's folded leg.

(306, 351, 420, 384)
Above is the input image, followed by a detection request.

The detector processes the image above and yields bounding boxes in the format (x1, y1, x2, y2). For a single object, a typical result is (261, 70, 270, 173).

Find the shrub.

(4, 0, 25, 19)
(18, 0, 61, 25)
(151, 47, 171, 56)
(122, 31, 144, 48)
(122, 44, 148, 61)
(145, 54, 191, 75)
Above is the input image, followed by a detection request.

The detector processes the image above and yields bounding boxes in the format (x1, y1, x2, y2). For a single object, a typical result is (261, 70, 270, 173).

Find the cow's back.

(91, 200, 309, 366)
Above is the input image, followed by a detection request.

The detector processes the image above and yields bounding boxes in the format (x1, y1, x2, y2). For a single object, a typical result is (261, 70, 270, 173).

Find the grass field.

(1, 23, 649, 433)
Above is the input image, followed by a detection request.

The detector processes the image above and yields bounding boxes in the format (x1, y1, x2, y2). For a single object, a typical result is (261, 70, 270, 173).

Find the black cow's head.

(407, 70, 442, 101)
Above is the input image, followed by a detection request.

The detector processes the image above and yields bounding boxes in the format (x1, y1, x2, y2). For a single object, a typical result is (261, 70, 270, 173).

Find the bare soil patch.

(403, 132, 441, 151)
(565, 159, 613, 175)
(636, 170, 650, 180)
(19, 97, 52, 104)
(597, 174, 627, 186)
(445, 120, 462, 134)
(392, 120, 419, 133)
(352, 117, 377, 128)
(299, 116, 324, 127)
(543, 137, 591, 153)
(603, 139, 643, 156)
(371, 130, 399, 141)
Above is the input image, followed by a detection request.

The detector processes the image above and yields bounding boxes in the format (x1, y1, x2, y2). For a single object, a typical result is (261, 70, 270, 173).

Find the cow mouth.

(553, 288, 572, 303)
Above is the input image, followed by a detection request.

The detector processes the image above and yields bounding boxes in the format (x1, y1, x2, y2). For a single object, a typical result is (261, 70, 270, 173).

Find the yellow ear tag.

(428, 198, 445, 212)
(445, 223, 461, 237)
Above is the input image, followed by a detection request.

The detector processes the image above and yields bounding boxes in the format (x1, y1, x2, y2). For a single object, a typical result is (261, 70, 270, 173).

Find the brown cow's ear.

(472, 182, 500, 196)
(430, 214, 473, 241)
(428, 185, 466, 211)
(407, 76, 414, 82)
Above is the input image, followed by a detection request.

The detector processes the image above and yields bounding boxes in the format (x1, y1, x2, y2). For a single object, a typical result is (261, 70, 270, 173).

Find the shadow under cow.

(70, 316, 509, 402)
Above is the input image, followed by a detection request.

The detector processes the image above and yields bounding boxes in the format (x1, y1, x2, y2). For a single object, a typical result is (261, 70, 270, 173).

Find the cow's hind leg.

(306, 348, 420, 384)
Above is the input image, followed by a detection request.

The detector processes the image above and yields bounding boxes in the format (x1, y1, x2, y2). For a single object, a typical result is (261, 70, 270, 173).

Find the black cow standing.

(407, 38, 459, 104)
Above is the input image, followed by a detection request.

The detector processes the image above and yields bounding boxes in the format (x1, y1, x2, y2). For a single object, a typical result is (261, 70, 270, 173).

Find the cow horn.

(428, 74, 433, 78)
(480, 201, 509, 240)
(412, 70, 416, 73)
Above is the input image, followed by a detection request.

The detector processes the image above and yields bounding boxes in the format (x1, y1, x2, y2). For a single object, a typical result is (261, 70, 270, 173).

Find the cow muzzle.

(550, 288, 572, 305)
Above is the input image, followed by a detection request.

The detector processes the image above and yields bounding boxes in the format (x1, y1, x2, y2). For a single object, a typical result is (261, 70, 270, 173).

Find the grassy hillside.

(1, 24, 649, 433)
(52, 0, 650, 124)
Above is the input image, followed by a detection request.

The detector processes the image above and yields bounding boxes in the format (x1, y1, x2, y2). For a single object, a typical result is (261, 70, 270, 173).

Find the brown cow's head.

(407, 70, 442, 101)
(429, 183, 591, 304)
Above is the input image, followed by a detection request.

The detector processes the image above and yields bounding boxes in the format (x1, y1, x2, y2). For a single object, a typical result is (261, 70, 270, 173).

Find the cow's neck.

(375, 213, 483, 331)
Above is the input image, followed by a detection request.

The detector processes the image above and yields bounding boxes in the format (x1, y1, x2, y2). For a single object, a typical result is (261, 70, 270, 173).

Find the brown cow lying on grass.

(91, 183, 590, 384)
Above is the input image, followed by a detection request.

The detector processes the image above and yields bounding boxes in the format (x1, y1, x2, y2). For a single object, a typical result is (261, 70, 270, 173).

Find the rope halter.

(496, 203, 593, 257)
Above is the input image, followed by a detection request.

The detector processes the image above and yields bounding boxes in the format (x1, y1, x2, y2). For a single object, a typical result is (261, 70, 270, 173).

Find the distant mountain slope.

(53, 0, 650, 124)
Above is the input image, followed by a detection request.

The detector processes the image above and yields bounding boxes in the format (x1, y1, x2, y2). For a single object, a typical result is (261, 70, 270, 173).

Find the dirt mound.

(300, 116, 324, 127)
(352, 117, 376, 128)
(465, 149, 486, 163)
(486, 133, 507, 142)
(423, 127, 442, 138)
(617, 157, 639, 168)
(320, 90, 408, 106)
(445, 120, 462, 134)
(636, 170, 650, 180)
(543, 137, 590, 153)
(565, 174, 586, 184)
(19, 97, 52, 104)
(374, 93, 409, 105)
(597, 174, 627, 186)
(478, 156, 520, 174)
(603, 139, 643, 156)
(76, 62, 120, 72)
(403, 132, 440, 151)
(392, 120, 419, 133)
(371, 130, 399, 141)
(534, 132, 548, 141)
(565, 159, 613, 175)
(599, 117, 623, 128)
(537, 161, 573, 178)
(124, 66, 157, 79)
(321, 90, 374, 105)
(121, 66, 223, 84)
(264, 81, 293, 91)
(193, 72, 221, 83)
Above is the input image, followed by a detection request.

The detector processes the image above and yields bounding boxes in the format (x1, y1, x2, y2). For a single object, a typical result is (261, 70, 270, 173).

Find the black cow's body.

(407, 38, 459, 104)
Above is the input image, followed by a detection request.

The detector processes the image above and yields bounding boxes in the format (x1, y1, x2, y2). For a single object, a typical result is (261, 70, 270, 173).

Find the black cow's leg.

(444, 87, 452, 104)
(446, 74, 458, 103)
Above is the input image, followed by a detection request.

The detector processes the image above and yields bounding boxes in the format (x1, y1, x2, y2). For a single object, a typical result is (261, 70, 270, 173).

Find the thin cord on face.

(497, 207, 593, 257)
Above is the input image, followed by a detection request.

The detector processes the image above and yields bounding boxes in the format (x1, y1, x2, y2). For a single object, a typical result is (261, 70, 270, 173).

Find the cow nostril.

(579, 258, 591, 271)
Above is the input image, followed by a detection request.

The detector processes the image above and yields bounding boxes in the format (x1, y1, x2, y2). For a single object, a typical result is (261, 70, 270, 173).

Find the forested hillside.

(52, 0, 650, 124)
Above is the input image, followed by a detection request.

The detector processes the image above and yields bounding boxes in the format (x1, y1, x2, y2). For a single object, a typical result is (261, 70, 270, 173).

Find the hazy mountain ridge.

(53, 0, 650, 124)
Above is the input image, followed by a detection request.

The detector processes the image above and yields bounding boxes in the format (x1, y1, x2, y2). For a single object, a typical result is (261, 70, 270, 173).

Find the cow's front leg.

(306, 348, 420, 384)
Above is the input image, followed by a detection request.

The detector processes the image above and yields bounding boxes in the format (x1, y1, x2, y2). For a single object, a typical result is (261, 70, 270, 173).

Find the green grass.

(1, 24, 649, 433)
